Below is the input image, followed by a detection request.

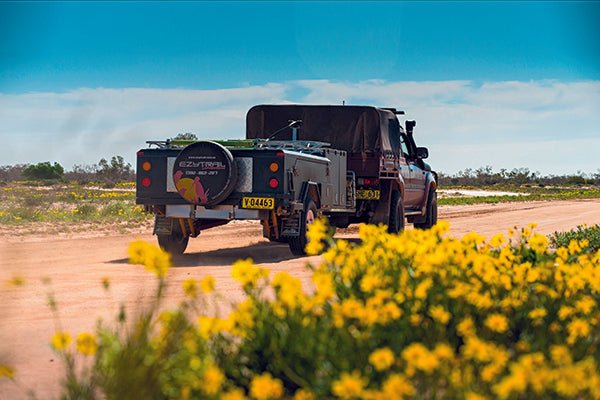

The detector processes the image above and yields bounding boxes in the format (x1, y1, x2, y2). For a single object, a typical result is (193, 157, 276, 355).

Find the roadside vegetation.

(437, 166, 600, 205)
(439, 165, 600, 187)
(0, 157, 148, 234)
(439, 185, 600, 206)
(549, 224, 600, 253)
(1, 161, 598, 232)
(3, 221, 599, 399)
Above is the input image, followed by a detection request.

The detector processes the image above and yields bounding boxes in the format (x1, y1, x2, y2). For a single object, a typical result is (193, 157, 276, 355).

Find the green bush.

(22, 162, 64, 181)
(549, 224, 600, 253)
(75, 204, 97, 217)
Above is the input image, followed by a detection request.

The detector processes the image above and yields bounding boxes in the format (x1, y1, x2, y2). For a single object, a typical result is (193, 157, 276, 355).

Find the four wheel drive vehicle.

(136, 104, 438, 255)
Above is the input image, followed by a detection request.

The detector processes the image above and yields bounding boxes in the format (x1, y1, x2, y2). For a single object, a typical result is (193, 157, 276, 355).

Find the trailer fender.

(299, 181, 321, 210)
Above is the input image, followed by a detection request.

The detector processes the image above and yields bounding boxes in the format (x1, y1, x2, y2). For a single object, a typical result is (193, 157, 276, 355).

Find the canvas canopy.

(246, 105, 403, 154)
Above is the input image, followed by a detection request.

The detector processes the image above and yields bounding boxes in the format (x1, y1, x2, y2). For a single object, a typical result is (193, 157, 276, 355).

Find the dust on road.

(1, 199, 599, 399)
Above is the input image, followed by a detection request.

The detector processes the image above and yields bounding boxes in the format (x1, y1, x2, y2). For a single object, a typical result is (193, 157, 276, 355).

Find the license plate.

(356, 189, 381, 200)
(241, 197, 275, 209)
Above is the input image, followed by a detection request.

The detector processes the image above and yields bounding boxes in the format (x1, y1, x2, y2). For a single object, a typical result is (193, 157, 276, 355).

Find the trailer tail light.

(141, 177, 151, 187)
(269, 162, 279, 173)
(142, 161, 152, 171)
(269, 178, 279, 189)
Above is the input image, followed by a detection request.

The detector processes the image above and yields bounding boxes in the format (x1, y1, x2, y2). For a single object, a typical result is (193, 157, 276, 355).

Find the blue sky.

(1, 1, 599, 174)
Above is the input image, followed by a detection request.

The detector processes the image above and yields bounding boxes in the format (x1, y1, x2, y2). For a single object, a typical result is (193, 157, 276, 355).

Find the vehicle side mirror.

(416, 147, 428, 159)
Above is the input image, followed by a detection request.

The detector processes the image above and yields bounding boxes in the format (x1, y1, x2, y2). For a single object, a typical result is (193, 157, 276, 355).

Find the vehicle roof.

(246, 104, 403, 154)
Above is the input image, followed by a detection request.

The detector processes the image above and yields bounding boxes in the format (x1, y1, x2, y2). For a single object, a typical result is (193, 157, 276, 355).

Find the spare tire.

(172, 141, 237, 206)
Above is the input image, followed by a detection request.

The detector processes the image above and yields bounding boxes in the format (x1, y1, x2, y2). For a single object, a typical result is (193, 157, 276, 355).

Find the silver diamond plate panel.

(235, 158, 253, 193)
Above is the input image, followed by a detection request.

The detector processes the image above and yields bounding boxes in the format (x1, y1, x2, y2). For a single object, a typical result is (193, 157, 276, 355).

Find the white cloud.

(0, 80, 598, 175)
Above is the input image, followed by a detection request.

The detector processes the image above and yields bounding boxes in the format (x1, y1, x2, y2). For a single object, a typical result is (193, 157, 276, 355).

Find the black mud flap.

(154, 216, 174, 236)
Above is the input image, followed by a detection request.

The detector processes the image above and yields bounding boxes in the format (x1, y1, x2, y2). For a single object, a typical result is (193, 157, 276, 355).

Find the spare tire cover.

(172, 141, 237, 206)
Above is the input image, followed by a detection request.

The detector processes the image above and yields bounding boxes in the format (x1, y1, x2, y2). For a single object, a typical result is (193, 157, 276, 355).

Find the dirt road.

(1, 199, 599, 399)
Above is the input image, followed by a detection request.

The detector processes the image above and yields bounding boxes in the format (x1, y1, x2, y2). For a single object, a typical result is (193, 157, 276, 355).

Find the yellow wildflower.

(6, 276, 25, 287)
(568, 240, 581, 255)
(457, 317, 476, 338)
(550, 345, 572, 365)
(466, 393, 488, 400)
(409, 314, 422, 326)
(0, 364, 15, 379)
(128, 240, 171, 278)
(558, 306, 574, 320)
(528, 308, 547, 320)
(484, 314, 509, 333)
(232, 258, 268, 289)
(414, 278, 433, 299)
(189, 356, 202, 370)
(332, 371, 367, 399)
(567, 318, 590, 344)
(200, 275, 215, 293)
(75, 332, 97, 356)
(201, 364, 224, 396)
(250, 372, 284, 400)
(101, 277, 110, 290)
(305, 217, 329, 255)
(369, 347, 395, 371)
(182, 278, 197, 298)
(433, 343, 454, 361)
(402, 343, 439, 375)
(51, 331, 72, 351)
(575, 296, 595, 314)
(312, 271, 335, 303)
(222, 388, 248, 400)
(360, 273, 382, 293)
(429, 305, 451, 325)
(528, 233, 548, 253)
(293, 389, 314, 400)
(381, 374, 415, 397)
(490, 233, 506, 248)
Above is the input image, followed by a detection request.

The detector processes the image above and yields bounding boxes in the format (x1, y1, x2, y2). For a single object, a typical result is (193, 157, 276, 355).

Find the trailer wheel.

(388, 190, 405, 234)
(157, 224, 189, 255)
(288, 200, 317, 256)
(415, 189, 438, 230)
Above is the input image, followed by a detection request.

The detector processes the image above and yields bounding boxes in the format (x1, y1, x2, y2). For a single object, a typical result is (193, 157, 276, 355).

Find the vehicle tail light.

(269, 162, 279, 173)
(141, 177, 151, 187)
(142, 161, 152, 171)
(358, 178, 380, 186)
(269, 178, 279, 189)
(137, 151, 145, 156)
(276, 151, 285, 157)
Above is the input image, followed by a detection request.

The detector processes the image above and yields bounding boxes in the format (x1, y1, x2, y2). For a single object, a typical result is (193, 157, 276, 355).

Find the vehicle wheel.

(415, 189, 438, 230)
(388, 190, 405, 234)
(288, 200, 317, 256)
(157, 224, 189, 255)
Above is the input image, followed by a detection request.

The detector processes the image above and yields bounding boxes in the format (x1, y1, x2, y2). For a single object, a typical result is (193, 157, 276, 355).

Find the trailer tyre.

(157, 225, 189, 255)
(415, 189, 438, 230)
(288, 200, 317, 256)
(388, 190, 405, 234)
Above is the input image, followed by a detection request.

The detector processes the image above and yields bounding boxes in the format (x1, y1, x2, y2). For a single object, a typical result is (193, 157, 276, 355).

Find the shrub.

(19, 222, 600, 399)
(75, 204, 97, 217)
(22, 162, 64, 181)
(549, 224, 600, 253)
